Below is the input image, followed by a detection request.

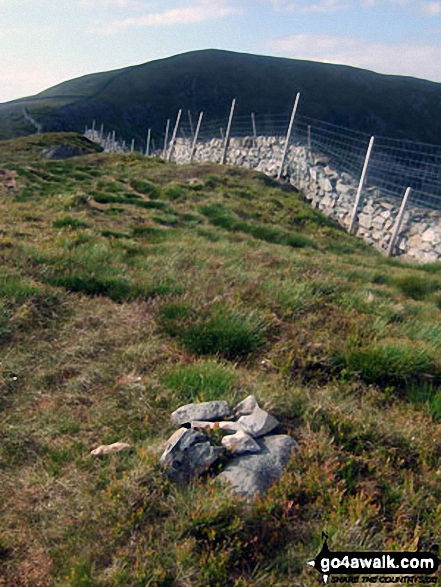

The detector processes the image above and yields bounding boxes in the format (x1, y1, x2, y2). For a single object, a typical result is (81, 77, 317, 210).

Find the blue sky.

(1, 0, 440, 103)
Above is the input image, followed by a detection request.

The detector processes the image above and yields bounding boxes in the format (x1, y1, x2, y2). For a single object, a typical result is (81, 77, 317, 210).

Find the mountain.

(1, 49, 441, 144)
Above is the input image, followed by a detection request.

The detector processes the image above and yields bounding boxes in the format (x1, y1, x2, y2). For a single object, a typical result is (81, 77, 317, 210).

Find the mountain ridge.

(1, 49, 441, 144)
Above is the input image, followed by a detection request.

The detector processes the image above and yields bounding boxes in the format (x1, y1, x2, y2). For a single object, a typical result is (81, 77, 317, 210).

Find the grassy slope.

(0, 133, 440, 587)
(2, 50, 441, 144)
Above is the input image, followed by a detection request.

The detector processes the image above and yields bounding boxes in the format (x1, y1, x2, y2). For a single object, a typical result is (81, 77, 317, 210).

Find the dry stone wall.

(172, 136, 441, 263)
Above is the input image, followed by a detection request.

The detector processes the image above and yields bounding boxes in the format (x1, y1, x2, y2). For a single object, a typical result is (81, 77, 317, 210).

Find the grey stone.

(171, 401, 231, 427)
(422, 228, 441, 243)
(221, 430, 261, 455)
(336, 180, 355, 196)
(235, 395, 258, 416)
(358, 213, 373, 229)
(318, 176, 333, 193)
(237, 406, 279, 438)
(217, 435, 298, 498)
(159, 428, 224, 484)
(218, 421, 244, 433)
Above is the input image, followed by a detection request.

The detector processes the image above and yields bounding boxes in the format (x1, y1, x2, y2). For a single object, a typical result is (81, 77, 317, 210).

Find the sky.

(0, 0, 440, 104)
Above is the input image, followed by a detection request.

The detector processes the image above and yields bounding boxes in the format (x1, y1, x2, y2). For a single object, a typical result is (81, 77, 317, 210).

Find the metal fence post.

(251, 112, 257, 145)
(190, 112, 203, 163)
(348, 136, 375, 235)
(221, 98, 236, 165)
(167, 109, 182, 162)
(387, 187, 411, 257)
(277, 92, 300, 180)
(145, 129, 151, 156)
(162, 119, 170, 159)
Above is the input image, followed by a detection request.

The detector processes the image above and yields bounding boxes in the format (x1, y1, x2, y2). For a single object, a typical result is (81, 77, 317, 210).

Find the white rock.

(218, 421, 244, 433)
(238, 406, 279, 438)
(235, 395, 259, 415)
(91, 442, 132, 457)
(221, 430, 261, 455)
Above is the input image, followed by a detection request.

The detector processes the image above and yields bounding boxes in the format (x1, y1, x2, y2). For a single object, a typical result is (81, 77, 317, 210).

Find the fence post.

(145, 129, 151, 156)
(162, 119, 171, 159)
(131, 139, 135, 153)
(221, 98, 236, 165)
(307, 125, 311, 151)
(190, 112, 203, 163)
(387, 187, 411, 257)
(100, 123, 104, 142)
(277, 92, 300, 180)
(251, 112, 257, 145)
(167, 109, 182, 162)
(348, 136, 375, 235)
(92, 120, 96, 139)
(112, 131, 116, 153)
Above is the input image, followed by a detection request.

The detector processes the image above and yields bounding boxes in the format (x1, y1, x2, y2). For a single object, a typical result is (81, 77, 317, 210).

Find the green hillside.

(0, 134, 440, 586)
(1, 49, 441, 144)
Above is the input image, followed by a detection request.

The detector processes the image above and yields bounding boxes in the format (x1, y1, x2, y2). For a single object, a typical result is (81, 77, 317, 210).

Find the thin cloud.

(90, 3, 242, 34)
(270, 0, 347, 12)
(266, 33, 441, 82)
(79, 0, 150, 7)
(421, 1, 441, 13)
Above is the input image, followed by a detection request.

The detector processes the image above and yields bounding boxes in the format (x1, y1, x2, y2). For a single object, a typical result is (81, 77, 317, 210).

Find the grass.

(159, 301, 269, 359)
(0, 133, 440, 587)
(162, 360, 237, 403)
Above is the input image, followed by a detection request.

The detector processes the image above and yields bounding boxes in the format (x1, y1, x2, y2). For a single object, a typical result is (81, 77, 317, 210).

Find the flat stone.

(358, 213, 373, 229)
(336, 180, 355, 196)
(171, 401, 231, 427)
(422, 228, 441, 243)
(235, 395, 259, 416)
(408, 234, 423, 248)
(90, 442, 132, 457)
(221, 430, 261, 455)
(217, 434, 298, 498)
(237, 406, 279, 438)
(218, 421, 244, 433)
(159, 428, 224, 484)
(318, 176, 333, 193)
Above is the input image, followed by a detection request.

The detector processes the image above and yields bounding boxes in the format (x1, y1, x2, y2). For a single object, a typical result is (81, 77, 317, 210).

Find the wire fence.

(88, 104, 441, 212)
(171, 111, 441, 211)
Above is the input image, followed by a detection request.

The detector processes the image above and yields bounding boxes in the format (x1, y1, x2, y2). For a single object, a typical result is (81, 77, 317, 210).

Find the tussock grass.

(159, 301, 269, 360)
(162, 359, 237, 403)
(0, 134, 440, 587)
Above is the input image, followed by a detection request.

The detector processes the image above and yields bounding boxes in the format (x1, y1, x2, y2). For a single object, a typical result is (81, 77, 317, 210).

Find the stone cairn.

(159, 395, 298, 499)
